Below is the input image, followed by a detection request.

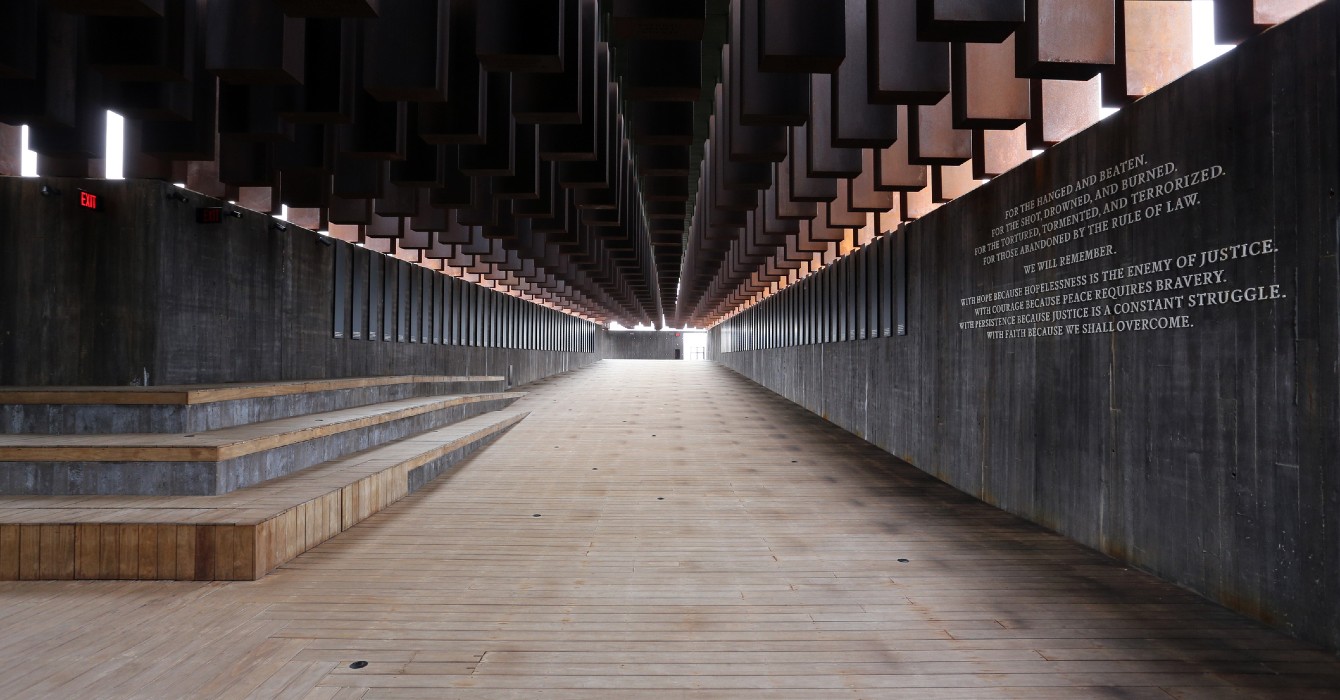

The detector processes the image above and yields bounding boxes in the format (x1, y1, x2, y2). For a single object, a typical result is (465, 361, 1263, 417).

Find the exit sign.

(77, 190, 101, 211)
(196, 206, 224, 224)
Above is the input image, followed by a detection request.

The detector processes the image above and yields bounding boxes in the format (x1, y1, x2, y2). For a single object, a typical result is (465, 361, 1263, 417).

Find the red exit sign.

(77, 190, 101, 211)
(196, 206, 224, 224)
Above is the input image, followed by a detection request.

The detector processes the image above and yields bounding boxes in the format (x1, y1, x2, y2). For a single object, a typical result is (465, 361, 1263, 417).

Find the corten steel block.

(806, 74, 863, 179)
(833, 0, 899, 148)
(877, 107, 931, 192)
(930, 161, 978, 202)
(49, 0, 164, 16)
(953, 35, 1032, 129)
(609, 0, 706, 40)
(1027, 76, 1100, 149)
(900, 183, 939, 219)
(458, 76, 517, 177)
(0, 10, 81, 130)
(910, 93, 972, 165)
(1213, 0, 1260, 43)
(513, 0, 592, 124)
(341, 92, 406, 160)
(722, 47, 789, 162)
(774, 160, 819, 219)
(757, 0, 846, 72)
(850, 149, 896, 212)
(736, 0, 810, 126)
(869, 0, 950, 105)
(629, 101, 695, 146)
(364, 213, 401, 238)
(87, 1, 195, 83)
(205, 0, 304, 85)
(0, 0, 40, 81)
(621, 40, 702, 101)
(916, 0, 1025, 42)
(476, 0, 564, 73)
(276, 0, 379, 17)
(971, 124, 1030, 179)
(361, 0, 449, 102)
(0, 124, 23, 177)
(1017, 0, 1116, 80)
(789, 129, 840, 202)
(328, 196, 372, 225)
(1120, 1, 1195, 101)
(827, 182, 871, 227)
(238, 185, 280, 215)
(417, 2, 487, 145)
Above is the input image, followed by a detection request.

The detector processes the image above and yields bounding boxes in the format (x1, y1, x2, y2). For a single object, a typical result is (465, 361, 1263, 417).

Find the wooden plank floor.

(0, 360, 1336, 699)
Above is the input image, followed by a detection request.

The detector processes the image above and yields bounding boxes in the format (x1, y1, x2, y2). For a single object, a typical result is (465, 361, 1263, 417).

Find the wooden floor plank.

(0, 361, 1336, 698)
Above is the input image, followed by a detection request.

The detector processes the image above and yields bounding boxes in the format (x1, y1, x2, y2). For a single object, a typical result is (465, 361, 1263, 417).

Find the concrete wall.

(598, 330, 684, 359)
(711, 5, 1339, 650)
(0, 178, 597, 387)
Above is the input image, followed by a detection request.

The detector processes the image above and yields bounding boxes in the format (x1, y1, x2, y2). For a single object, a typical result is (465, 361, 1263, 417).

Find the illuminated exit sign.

(196, 206, 224, 224)
(77, 190, 101, 211)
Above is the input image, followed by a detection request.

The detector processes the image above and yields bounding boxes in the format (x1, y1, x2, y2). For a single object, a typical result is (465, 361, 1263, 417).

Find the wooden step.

(0, 409, 529, 581)
(1, 375, 508, 434)
(0, 392, 523, 495)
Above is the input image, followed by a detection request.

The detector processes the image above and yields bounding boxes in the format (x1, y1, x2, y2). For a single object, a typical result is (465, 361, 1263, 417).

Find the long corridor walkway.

(0, 360, 1337, 699)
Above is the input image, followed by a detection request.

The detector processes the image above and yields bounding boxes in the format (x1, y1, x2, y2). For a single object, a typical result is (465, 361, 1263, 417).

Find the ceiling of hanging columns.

(0, 0, 1311, 328)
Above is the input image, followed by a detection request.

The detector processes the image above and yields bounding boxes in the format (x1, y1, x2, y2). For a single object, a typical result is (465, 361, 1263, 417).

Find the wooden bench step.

(0, 392, 524, 495)
(0, 409, 529, 581)
(1, 375, 508, 434)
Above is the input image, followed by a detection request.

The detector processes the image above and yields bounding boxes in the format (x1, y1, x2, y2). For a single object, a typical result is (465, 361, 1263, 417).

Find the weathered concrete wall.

(712, 5, 1340, 650)
(0, 177, 596, 387)
(598, 330, 684, 359)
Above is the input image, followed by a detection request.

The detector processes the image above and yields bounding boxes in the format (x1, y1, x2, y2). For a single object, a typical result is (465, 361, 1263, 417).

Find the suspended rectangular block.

(736, 0, 809, 126)
(87, 0, 194, 82)
(513, 0, 591, 123)
(1016, 0, 1116, 80)
(916, 0, 1025, 42)
(721, 46, 788, 162)
(340, 94, 405, 160)
(0, 0, 41, 80)
(621, 40, 703, 101)
(218, 136, 275, 187)
(909, 93, 972, 165)
(0, 11, 82, 129)
(362, 0, 450, 102)
(951, 35, 1031, 129)
(495, 125, 542, 199)
(805, 77, 862, 179)
(1027, 76, 1100, 148)
(333, 157, 385, 199)
(869, 0, 950, 105)
(48, 0, 164, 15)
(279, 19, 357, 124)
(850, 150, 895, 212)
(757, 0, 846, 73)
(476, 0, 565, 73)
(328, 196, 373, 225)
(205, 0, 305, 85)
(609, 0, 706, 39)
(970, 124, 1029, 179)
(276, 0, 379, 17)
(831, 0, 898, 148)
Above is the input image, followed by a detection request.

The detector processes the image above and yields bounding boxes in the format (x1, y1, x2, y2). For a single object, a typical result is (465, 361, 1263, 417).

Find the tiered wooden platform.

(0, 362, 1337, 698)
(0, 376, 527, 581)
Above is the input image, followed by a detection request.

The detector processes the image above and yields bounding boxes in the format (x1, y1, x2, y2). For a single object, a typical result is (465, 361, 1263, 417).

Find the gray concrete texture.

(713, 5, 1340, 652)
(0, 395, 520, 496)
(0, 177, 598, 387)
(598, 330, 686, 360)
(2, 378, 508, 434)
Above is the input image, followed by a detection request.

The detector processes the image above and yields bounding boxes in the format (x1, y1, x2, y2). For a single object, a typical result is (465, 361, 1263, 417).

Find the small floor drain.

(349, 661, 368, 669)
